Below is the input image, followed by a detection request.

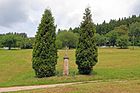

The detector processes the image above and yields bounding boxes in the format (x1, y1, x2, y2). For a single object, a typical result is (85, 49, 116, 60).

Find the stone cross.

(63, 46, 69, 76)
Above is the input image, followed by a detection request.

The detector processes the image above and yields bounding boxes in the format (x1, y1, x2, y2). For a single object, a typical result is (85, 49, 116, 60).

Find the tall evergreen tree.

(32, 9, 57, 78)
(76, 7, 98, 74)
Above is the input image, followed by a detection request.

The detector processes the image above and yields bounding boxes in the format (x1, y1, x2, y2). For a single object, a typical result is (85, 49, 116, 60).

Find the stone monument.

(63, 47, 69, 76)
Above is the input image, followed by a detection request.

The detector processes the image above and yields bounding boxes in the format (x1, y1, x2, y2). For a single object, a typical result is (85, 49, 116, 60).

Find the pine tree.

(76, 7, 98, 74)
(32, 9, 57, 78)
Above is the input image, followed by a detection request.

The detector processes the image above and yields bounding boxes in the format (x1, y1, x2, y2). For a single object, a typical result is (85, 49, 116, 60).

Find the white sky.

(0, 0, 139, 37)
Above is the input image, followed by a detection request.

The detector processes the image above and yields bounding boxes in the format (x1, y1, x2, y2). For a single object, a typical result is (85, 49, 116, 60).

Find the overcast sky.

(0, 0, 139, 37)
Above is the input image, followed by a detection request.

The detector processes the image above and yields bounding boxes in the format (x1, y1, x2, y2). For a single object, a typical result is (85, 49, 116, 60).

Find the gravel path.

(0, 80, 127, 93)
(0, 82, 83, 93)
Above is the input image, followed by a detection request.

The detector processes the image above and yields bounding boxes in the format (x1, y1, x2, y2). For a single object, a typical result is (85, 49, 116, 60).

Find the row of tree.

(96, 15, 140, 35)
(32, 7, 98, 77)
(96, 22, 140, 48)
(56, 23, 140, 49)
(1, 15, 140, 50)
(0, 33, 34, 50)
(1, 18, 140, 50)
(1, 23, 139, 50)
(60, 15, 140, 49)
(95, 15, 140, 48)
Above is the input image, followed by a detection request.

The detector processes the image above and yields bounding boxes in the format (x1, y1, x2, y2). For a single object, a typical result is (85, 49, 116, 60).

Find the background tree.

(96, 34, 107, 46)
(114, 25, 128, 36)
(96, 15, 140, 35)
(129, 22, 140, 46)
(115, 25, 129, 48)
(106, 25, 129, 48)
(32, 9, 57, 78)
(106, 31, 118, 47)
(55, 39, 62, 49)
(0, 33, 35, 49)
(72, 27, 80, 34)
(20, 37, 35, 49)
(76, 7, 98, 75)
(56, 30, 79, 49)
(116, 36, 129, 49)
(0, 35, 3, 48)
(1, 34, 22, 50)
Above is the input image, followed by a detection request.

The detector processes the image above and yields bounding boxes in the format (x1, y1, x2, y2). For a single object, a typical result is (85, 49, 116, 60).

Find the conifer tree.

(32, 9, 57, 78)
(76, 7, 98, 74)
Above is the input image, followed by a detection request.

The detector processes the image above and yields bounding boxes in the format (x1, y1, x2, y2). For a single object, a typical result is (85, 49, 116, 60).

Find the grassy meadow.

(0, 48, 140, 87)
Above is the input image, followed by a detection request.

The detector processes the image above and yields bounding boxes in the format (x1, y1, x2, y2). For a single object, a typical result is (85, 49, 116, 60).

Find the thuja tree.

(76, 7, 98, 74)
(32, 9, 57, 78)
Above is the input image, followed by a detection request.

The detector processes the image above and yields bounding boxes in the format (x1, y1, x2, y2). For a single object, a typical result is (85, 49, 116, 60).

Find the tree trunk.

(8, 46, 11, 50)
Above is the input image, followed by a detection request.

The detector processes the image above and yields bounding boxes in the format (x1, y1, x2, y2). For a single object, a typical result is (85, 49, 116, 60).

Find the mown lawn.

(0, 48, 140, 87)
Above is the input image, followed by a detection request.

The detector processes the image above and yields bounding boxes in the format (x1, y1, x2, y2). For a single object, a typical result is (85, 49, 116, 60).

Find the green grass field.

(0, 48, 140, 87)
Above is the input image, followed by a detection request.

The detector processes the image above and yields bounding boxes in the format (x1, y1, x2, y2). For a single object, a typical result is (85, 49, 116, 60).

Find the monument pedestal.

(63, 56, 69, 76)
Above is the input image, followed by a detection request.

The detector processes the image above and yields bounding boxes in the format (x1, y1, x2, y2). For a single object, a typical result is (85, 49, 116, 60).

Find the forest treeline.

(0, 15, 140, 50)
(58, 15, 140, 49)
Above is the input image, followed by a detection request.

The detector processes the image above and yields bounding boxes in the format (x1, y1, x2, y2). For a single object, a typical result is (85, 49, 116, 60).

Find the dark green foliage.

(106, 31, 118, 47)
(115, 25, 129, 48)
(129, 22, 140, 46)
(96, 21, 112, 35)
(20, 38, 35, 49)
(116, 36, 129, 49)
(96, 15, 140, 35)
(115, 25, 128, 36)
(14, 33, 28, 38)
(0, 33, 34, 49)
(96, 34, 107, 46)
(56, 30, 79, 49)
(114, 25, 129, 49)
(0, 35, 3, 48)
(55, 39, 62, 49)
(106, 25, 129, 47)
(0, 33, 22, 50)
(32, 9, 57, 78)
(95, 15, 140, 47)
(71, 27, 80, 34)
(76, 7, 98, 75)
